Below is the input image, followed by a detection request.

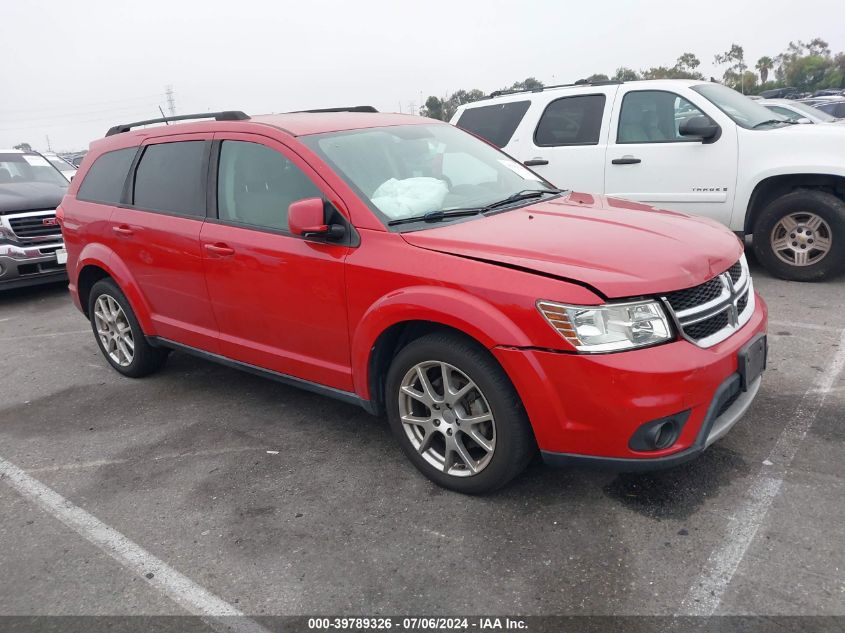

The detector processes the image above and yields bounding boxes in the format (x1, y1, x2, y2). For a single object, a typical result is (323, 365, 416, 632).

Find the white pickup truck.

(452, 79, 845, 281)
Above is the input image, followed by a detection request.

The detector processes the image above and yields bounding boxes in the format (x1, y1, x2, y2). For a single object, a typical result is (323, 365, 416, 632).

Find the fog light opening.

(652, 420, 678, 450)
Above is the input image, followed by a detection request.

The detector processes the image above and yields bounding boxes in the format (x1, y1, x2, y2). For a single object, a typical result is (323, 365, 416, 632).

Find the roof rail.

(105, 111, 250, 136)
(296, 106, 379, 113)
(487, 80, 622, 99)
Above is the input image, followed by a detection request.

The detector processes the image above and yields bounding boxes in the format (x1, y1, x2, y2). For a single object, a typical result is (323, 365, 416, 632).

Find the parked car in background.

(0, 149, 68, 289)
(42, 152, 78, 181)
(453, 79, 845, 281)
(62, 151, 87, 168)
(759, 99, 842, 124)
(803, 97, 845, 119)
(59, 109, 767, 493)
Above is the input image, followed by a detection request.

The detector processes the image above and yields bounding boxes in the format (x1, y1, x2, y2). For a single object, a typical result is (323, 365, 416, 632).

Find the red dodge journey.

(58, 109, 768, 493)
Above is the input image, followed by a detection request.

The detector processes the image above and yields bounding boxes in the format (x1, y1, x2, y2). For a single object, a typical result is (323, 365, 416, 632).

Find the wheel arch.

(75, 244, 155, 333)
(744, 173, 845, 235)
(352, 287, 533, 414)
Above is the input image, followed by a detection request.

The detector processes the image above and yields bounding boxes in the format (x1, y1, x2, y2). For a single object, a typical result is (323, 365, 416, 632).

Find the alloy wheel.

(93, 294, 135, 367)
(398, 361, 496, 477)
(771, 211, 833, 267)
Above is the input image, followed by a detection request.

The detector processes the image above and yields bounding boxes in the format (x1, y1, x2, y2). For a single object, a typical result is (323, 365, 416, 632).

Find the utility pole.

(165, 85, 176, 117)
(45, 135, 52, 152)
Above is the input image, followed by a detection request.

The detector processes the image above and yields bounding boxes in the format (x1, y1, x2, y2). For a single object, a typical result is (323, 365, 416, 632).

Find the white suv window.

(618, 90, 706, 143)
(534, 94, 606, 147)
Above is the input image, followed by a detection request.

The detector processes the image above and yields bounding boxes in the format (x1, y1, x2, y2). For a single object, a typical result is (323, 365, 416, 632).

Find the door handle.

(204, 243, 235, 257)
(524, 158, 549, 166)
(112, 225, 134, 236)
(611, 156, 642, 165)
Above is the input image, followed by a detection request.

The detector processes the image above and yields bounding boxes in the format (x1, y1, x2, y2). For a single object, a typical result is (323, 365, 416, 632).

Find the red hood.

(400, 192, 743, 299)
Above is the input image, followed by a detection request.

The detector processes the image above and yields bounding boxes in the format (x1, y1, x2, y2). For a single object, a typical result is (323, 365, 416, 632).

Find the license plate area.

(56, 248, 68, 265)
(738, 334, 767, 391)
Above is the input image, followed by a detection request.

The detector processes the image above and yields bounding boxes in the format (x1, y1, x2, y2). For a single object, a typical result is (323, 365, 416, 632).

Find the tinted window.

(618, 91, 707, 143)
(217, 141, 322, 231)
(76, 148, 136, 204)
(133, 141, 206, 215)
(456, 101, 530, 147)
(535, 95, 605, 146)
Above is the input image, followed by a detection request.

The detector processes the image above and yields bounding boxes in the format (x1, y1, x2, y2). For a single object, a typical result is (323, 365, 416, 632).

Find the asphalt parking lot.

(0, 253, 843, 626)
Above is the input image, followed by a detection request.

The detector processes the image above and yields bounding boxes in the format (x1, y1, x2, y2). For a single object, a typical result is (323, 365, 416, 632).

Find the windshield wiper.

(387, 208, 482, 227)
(753, 119, 795, 128)
(480, 188, 564, 212)
(386, 188, 564, 227)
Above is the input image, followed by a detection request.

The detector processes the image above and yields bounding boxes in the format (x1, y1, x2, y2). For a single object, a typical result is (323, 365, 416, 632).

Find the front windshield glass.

(0, 153, 69, 187)
(791, 101, 837, 122)
(301, 124, 558, 226)
(692, 83, 791, 129)
(47, 156, 74, 171)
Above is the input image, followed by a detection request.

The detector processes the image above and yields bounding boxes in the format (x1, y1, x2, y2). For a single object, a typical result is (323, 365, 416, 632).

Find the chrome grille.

(661, 255, 754, 348)
(3, 210, 61, 243)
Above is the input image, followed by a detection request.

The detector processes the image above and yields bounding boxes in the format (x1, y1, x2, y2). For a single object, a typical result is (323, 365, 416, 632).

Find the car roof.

(250, 111, 432, 136)
(462, 79, 708, 108)
(0, 149, 26, 154)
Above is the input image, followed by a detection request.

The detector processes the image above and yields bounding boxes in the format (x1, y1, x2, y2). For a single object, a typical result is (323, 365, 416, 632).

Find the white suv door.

(603, 86, 738, 225)
(509, 87, 617, 194)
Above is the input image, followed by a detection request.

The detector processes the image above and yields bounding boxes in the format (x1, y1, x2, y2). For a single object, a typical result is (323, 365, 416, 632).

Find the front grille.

(685, 312, 730, 341)
(662, 257, 753, 347)
(665, 277, 724, 312)
(728, 262, 742, 284)
(8, 214, 61, 240)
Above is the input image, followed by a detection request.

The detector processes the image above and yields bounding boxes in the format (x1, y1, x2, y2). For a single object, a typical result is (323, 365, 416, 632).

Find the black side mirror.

(679, 115, 720, 143)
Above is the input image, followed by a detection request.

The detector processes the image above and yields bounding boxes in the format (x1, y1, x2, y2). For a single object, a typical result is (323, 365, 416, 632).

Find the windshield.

(301, 123, 558, 227)
(0, 153, 69, 187)
(47, 156, 75, 171)
(791, 101, 837, 122)
(692, 83, 791, 129)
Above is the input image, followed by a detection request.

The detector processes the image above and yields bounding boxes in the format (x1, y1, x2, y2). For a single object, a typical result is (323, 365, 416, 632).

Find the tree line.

(421, 37, 845, 121)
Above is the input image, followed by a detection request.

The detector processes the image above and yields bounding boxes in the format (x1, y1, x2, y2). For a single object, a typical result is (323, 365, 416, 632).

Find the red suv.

(59, 109, 768, 493)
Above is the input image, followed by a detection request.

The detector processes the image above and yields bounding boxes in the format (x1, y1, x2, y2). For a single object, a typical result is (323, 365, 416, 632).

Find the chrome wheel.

(93, 294, 134, 367)
(771, 212, 833, 267)
(398, 361, 496, 477)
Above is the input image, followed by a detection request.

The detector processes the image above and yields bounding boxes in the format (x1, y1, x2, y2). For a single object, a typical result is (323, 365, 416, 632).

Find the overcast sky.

(2, 0, 843, 151)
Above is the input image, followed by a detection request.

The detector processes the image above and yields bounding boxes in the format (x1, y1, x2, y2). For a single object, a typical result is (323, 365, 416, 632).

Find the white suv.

(452, 79, 845, 281)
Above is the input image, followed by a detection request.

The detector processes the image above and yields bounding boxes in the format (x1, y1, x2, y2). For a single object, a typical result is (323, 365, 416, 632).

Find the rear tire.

(88, 279, 168, 377)
(385, 332, 536, 494)
(753, 189, 845, 281)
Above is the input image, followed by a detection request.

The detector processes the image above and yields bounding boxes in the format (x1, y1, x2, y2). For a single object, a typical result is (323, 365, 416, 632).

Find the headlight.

(537, 299, 672, 352)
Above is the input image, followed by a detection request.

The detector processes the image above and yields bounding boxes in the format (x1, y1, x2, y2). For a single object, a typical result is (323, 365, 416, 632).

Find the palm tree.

(756, 56, 774, 85)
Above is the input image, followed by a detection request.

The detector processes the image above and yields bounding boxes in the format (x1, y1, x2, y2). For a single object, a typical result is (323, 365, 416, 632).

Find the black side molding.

(147, 336, 377, 414)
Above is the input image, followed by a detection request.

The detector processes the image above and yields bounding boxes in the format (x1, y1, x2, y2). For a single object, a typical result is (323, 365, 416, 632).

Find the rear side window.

(455, 101, 530, 147)
(77, 148, 136, 204)
(535, 94, 606, 146)
(133, 141, 207, 216)
(216, 140, 322, 232)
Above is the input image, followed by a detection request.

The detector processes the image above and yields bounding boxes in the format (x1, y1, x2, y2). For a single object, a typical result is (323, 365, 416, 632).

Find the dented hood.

(400, 192, 743, 299)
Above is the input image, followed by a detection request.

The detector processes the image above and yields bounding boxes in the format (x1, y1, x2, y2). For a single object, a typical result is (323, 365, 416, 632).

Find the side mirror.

(796, 117, 813, 124)
(288, 197, 345, 240)
(678, 115, 720, 142)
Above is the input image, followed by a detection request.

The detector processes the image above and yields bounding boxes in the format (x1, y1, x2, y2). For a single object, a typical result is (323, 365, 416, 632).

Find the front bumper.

(492, 293, 768, 467)
(0, 241, 67, 290)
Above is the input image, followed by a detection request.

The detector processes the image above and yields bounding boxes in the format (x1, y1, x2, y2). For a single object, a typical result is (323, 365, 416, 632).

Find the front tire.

(753, 189, 845, 281)
(88, 279, 168, 377)
(385, 332, 536, 494)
